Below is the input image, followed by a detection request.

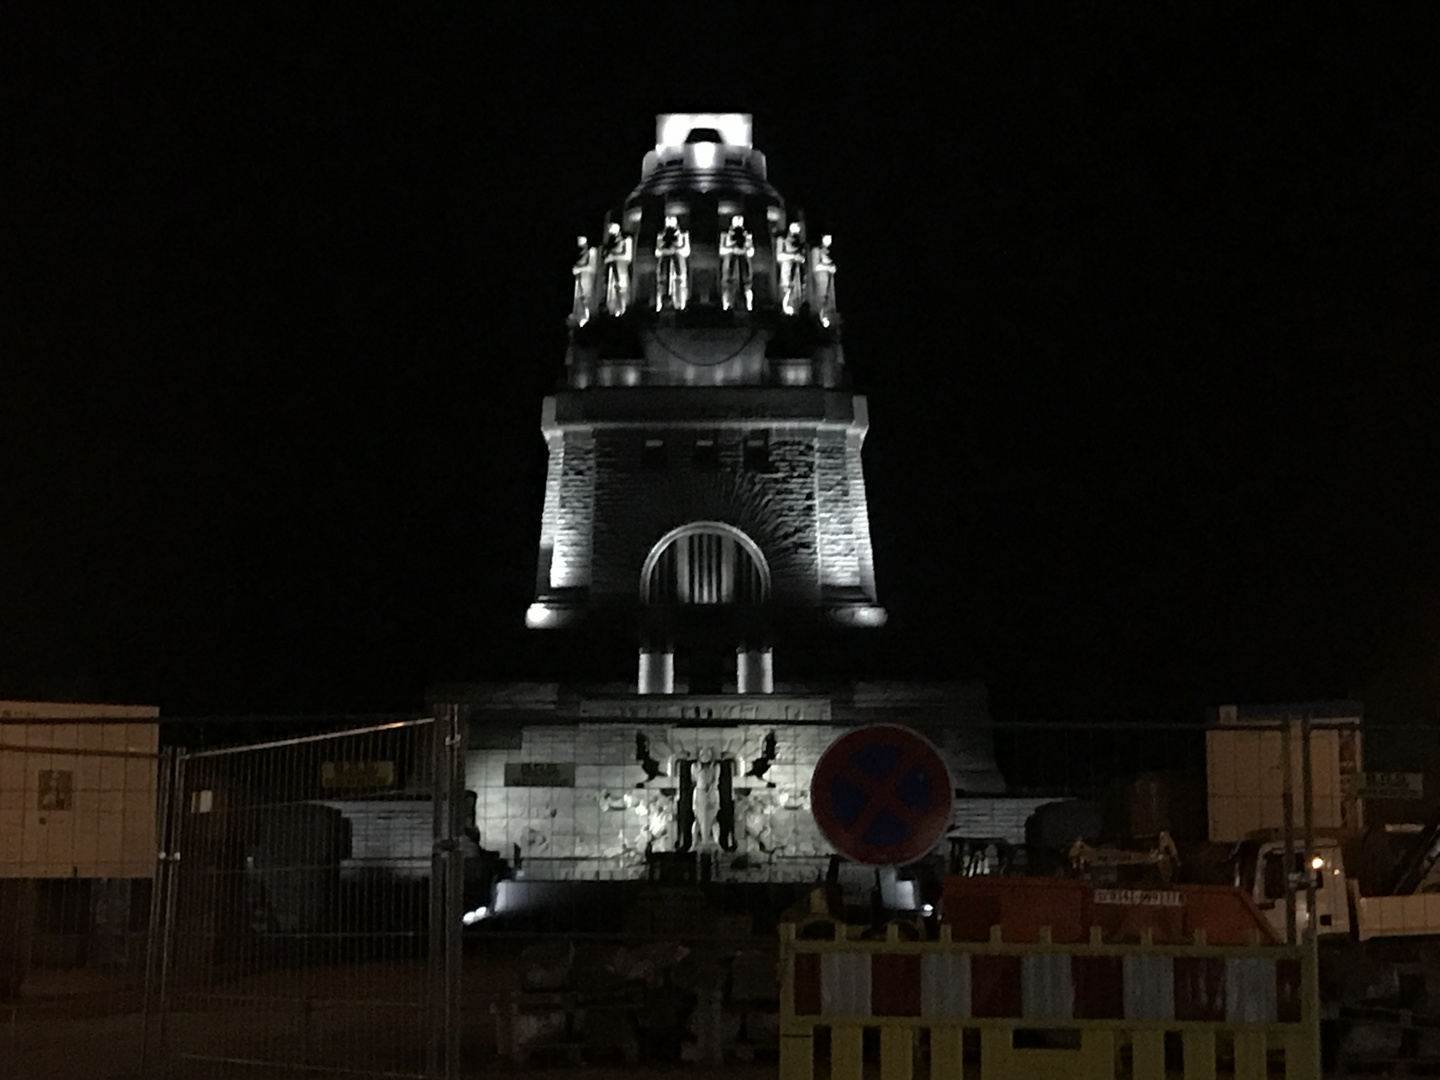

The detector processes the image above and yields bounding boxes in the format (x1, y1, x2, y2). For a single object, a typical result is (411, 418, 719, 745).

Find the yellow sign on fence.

(320, 760, 395, 790)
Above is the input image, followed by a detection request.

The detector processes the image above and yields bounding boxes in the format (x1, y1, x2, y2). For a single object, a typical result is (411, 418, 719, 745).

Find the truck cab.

(1238, 836, 1351, 938)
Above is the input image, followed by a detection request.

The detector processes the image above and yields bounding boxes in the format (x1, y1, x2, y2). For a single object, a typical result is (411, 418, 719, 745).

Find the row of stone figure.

(571, 220, 838, 326)
(593, 779, 820, 861)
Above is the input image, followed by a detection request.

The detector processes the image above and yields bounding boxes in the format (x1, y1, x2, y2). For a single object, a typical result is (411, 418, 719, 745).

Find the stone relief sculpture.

(601, 222, 633, 315)
(739, 790, 779, 856)
(626, 789, 676, 853)
(775, 222, 807, 315)
(635, 731, 672, 784)
(602, 789, 641, 864)
(653, 215, 691, 311)
(571, 235, 598, 325)
(519, 824, 549, 857)
(719, 214, 755, 311)
(810, 233, 837, 326)
(690, 747, 722, 852)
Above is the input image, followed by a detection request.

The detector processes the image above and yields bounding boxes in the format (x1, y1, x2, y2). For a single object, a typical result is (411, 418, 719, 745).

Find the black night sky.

(7, 7, 1440, 725)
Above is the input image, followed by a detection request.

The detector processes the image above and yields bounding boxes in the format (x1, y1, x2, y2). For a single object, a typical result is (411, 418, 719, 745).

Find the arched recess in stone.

(640, 522, 771, 605)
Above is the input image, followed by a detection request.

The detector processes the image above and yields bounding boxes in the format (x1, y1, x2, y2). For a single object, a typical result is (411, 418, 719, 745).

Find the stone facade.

(483, 115, 1008, 884)
(535, 391, 876, 610)
(439, 682, 1005, 884)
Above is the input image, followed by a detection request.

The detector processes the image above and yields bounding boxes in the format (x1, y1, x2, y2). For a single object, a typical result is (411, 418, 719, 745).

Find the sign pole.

(1302, 713, 1316, 946)
(1281, 720, 1296, 946)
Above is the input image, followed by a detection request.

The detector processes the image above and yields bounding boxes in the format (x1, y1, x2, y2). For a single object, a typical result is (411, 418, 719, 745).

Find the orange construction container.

(941, 876, 1279, 946)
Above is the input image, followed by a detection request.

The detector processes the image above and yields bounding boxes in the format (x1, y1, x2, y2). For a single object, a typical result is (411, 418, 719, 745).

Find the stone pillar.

(735, 648, 774, 694)
(638, 649, 675, 694)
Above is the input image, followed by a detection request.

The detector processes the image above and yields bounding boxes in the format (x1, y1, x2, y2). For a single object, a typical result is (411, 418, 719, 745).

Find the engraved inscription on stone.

(504, 762, 576, 787)
(582, 697, 830, 722)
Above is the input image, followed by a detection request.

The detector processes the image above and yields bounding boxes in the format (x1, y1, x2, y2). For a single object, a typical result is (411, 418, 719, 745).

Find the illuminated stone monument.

(437, 115, 1002, 894)
(528, 113, 884, 684)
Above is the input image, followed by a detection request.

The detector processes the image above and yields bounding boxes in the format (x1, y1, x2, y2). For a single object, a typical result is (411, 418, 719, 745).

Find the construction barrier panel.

(939, 876, 1284, 948)
(778, 920, 1321, 1080)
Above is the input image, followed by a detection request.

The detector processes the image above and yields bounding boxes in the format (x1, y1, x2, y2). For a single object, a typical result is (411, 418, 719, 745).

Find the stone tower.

(526, 114, 886, 694)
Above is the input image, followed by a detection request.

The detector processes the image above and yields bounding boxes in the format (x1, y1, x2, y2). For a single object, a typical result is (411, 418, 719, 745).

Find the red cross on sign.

(810, 725, 954, 866)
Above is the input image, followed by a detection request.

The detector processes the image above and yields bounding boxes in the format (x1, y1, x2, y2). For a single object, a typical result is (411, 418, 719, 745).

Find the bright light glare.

(1310, 855, 1325, 870)
(461, 906, 490, 926)
(831, 605, 888, 628)
(921, 904, 935, 917)
(690, 142, 718, 170)
(656, 113, 752, 149)
(525, 603, 560, 629)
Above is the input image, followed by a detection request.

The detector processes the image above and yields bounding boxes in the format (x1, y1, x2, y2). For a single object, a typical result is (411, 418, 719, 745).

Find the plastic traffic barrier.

(779, 884, 1319, 1080)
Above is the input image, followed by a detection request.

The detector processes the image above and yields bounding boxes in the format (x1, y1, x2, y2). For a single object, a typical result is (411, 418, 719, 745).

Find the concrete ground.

(4, 1007, 778, 1080)
(3, 954, 785, 1080)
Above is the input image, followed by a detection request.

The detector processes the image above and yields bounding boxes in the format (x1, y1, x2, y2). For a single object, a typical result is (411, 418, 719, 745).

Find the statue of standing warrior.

(653, 215, 691, 311)
(809, 233, 837, 327)
(777, 221, 812, 315)
(601, 222, 634, 316)
(775, 221, 806, 315)
(571, 236, 598, 325)
(720, 215, 755, 311)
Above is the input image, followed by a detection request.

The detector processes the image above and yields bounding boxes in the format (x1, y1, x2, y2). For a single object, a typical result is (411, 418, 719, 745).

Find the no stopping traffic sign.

(810, 725, 953, 866)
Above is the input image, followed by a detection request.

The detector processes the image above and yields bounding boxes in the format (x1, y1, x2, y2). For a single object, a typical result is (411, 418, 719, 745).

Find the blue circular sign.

(811, 725, 953, 865)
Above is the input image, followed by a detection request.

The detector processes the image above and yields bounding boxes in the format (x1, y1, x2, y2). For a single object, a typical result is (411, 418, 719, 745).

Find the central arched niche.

(641, 522, 770, 606)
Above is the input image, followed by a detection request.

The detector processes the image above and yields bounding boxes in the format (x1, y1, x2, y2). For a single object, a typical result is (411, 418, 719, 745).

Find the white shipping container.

(1206, 725, 1362, 842)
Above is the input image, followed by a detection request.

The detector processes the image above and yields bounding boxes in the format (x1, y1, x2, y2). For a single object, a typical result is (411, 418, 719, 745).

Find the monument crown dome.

(565, 113, 840, 388)
(631, 113, 781, 202)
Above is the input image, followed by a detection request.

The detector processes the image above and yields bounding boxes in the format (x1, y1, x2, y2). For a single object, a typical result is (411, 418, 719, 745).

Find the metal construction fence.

(148, 717, 440, 1079)
(3, 711, 1433, 1077)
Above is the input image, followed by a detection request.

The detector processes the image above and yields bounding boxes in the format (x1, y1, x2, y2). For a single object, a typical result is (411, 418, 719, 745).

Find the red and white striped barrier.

(792, 949, 1305, 1025)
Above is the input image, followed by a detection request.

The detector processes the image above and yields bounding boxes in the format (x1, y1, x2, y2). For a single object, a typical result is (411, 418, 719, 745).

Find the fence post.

(138, 746, 177, 1074)
(429, 706, 464, 1080)
(149, 749, 186, 1079)
(778, 923, 814, 1080)
(1302, 713, 1317, 944)
(2, 882, 27, 1080)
